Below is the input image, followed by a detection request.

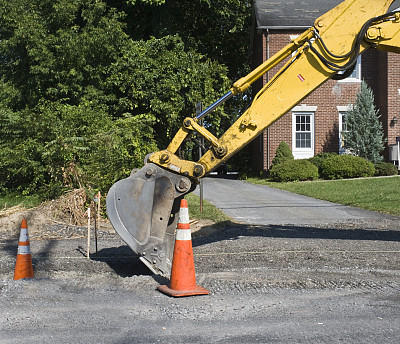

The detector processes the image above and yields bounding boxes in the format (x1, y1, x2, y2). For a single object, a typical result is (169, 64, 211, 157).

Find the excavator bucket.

(106, 163, 194, 275)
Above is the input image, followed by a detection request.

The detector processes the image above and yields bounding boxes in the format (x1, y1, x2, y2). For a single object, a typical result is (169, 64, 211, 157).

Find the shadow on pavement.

(65, 219, 400, 277)
(89, 247, 170, 285)
(90, 246, 153, 277)
(192, 221, 400, 248)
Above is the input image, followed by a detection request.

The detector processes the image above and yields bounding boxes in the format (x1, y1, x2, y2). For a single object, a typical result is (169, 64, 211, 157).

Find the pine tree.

(271, 141, 294, 167)
(344, 82, 385, 164)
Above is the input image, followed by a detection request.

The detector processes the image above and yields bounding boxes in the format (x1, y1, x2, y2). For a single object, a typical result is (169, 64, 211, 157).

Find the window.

(292, 107, 315, 159)
(339, 111, 347, 154)
(295, 115, 312, 148)
(338, 55, 361, 82)
(337, 106, 351, 154)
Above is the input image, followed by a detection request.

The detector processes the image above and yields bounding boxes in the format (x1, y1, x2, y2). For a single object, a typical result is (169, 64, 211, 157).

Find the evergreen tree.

(271, 141, 294, 167)
(344, 82, 385, 164)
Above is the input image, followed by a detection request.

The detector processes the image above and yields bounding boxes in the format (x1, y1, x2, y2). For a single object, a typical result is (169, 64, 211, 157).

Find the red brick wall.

(251, 30, 389, 171)
(386, 53, 400, 148)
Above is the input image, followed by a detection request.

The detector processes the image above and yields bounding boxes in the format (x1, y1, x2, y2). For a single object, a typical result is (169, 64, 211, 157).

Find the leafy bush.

(270, 159, 319, 182)
(0, 2, 233, 198)
(320, 154, 375, 179)
(271, 141, 294, 167)
(82, 116, 158, 192)
(308, 152, 337, 172)
(0, 103, 158, 197)
(374, 162, 398, 176)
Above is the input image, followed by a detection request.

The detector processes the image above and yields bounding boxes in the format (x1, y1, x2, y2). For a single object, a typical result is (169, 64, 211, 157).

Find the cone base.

(157, 284, 210, 297)
(13, 255, 34, 280)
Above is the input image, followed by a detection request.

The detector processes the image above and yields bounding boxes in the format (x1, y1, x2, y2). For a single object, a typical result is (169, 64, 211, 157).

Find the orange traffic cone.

(157, 199, 209, 297)
(14, 219, 34, 280)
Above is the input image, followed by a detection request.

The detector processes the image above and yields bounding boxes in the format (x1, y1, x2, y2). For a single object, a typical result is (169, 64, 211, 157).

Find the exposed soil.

(0, 188, 213, 241)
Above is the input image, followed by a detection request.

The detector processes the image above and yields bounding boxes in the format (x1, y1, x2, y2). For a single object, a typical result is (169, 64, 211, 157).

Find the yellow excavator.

(107, 0, 400, 275)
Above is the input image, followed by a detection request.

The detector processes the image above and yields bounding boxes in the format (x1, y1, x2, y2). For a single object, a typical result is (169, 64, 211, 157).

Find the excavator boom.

(107, 0, 400, 275)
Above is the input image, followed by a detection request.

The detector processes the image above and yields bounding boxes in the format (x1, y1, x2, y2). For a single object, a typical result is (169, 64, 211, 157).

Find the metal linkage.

(195, 91, 233, 120)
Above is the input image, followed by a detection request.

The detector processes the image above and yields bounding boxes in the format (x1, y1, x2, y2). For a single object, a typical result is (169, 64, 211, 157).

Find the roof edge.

(258, 26, 311, 30)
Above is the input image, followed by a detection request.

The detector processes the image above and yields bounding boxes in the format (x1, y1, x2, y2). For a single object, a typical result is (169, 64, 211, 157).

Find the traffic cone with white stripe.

(157, 199, 209, 297)
(14, 219, 34, 280)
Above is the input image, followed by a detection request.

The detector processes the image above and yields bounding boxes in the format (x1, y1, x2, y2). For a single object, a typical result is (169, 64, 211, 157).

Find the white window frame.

(292, 105, 316, 159)
(337, 106, 351, 154)
(338, 55, 362, 82)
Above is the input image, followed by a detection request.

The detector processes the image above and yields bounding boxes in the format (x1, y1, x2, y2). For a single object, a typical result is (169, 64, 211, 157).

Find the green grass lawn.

(186, 192, 231, 223)
(0, 193, 42, 210)
(247, 176, 400, 216)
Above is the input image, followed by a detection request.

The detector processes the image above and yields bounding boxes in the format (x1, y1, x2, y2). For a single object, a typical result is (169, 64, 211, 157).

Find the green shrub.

(271, 141, 294, 167)
(270, 159, 319, 182)
(374, 162, 398, 176)
(308, 152, 337, 172)
(320, 154, 375, 179)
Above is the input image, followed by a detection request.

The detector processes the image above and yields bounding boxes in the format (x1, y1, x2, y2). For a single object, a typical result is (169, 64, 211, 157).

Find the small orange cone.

(157, 199, 209, 297)
(14, 219, 34, 280)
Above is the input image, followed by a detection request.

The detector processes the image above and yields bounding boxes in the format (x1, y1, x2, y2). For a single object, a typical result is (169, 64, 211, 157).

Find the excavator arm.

(107, 0, 400, 275)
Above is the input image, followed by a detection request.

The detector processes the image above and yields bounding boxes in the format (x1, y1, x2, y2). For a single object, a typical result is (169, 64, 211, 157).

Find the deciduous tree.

(0, 0, 249, 195)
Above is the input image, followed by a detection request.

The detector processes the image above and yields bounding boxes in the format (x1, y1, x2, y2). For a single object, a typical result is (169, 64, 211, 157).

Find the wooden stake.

(93, 204, 98, 254)
(96, 192, 100, 252)
(97, 191, 101, 228)
(87, 207, 91, 259)
(93, 192, 101, 253)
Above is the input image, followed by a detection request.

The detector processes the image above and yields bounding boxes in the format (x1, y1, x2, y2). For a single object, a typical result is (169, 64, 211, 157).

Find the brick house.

(250, 0, 400, 172)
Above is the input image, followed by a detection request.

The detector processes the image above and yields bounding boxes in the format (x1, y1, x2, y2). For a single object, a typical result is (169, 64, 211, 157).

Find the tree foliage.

(105, 35, 230, 147)
(0, 0, 252, 196)
(344, 82, 386, 164)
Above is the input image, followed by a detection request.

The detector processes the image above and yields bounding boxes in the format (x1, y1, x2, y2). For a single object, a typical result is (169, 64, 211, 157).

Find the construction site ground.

(1, 184, 400, 343)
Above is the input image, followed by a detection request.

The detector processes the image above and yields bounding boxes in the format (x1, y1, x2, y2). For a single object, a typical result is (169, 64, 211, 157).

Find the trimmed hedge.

(320, 154, 375, 179)
(308, 152, 337, 172)
(270, 159, 319, 182)
(374, 162, 398, 176)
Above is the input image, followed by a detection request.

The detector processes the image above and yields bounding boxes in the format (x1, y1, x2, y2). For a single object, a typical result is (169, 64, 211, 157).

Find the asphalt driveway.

(195, 177, 394, 225)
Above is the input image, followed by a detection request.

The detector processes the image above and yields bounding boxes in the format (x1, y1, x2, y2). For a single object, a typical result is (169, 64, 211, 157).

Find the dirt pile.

(0, 189, 213, 240)
(0, 189, 99, 236)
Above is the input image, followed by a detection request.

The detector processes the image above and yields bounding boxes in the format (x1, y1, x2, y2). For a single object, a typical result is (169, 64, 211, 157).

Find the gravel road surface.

(1, 178, 400, 343)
